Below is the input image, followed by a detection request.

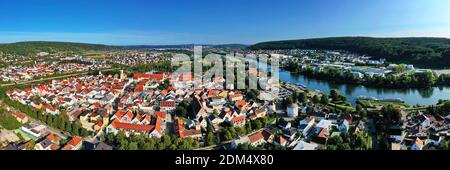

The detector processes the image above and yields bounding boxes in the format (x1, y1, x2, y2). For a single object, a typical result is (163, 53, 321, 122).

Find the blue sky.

(0, 0, 449, 45)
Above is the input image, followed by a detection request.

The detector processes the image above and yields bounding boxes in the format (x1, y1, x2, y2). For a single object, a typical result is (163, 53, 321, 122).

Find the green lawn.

(357, 100, 409, 108)
(0, 114, 21, 130)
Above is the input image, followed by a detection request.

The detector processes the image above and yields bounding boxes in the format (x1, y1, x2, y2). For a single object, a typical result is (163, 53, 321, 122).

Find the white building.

(287, 103, 299, 117)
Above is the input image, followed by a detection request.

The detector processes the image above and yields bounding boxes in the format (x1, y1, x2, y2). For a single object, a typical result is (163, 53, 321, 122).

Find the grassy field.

(356, 100, 409, 108)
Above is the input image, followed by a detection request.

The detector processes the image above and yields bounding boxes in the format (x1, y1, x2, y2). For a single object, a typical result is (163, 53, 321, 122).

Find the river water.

(250, 58, 450, 106)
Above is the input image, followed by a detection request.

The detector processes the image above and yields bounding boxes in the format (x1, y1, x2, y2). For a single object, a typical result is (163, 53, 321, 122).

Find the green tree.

(298, 92, 307, 103)
(46, 115, 53, 126)
(65, 121, 72, 133)
(330, 89, 340, 101)
(206, 132, 215, 146)
(312, 95, 321, 104)
(321, 95, 329, 105)
(223, 130, 233, 141)
(71, 124, 80, 136)
(128, 142, 138, 150)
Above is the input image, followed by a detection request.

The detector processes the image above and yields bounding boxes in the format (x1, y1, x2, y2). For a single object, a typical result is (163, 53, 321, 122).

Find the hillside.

(250, 37, 450, 68)
(212, 44, 248, 49)
(0, 41, 117, 56)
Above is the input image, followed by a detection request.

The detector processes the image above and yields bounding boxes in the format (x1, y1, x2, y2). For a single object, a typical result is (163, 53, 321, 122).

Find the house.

(34, 138, 53, 150)
(248, 129, 274, 146)
(293, 141, 318, 150)
(235, 100, 247, 111)
(21, 124, 46, 138)
(417, 114, 431, 128)
(298, 117, 315, 137)
(278, 119, 291, 130)
(43, 105, 59, 115)
(426, 135, 443, 146)
(231, 136, 250, 149)
(254, 109, 267, 118)
(283, 129, 298, 141)
(94, 142, 113, 150)
(220, 110, 238, 122)
(11, 112, 28, 124)
(210, 96, 226, 106)
(149, 117, 162, 138)
(229, 93, 243, 101)
(286, 103, 299, 117)
(248, 132, 266, 146)
(411, 137, 425, 150)
(106, 119, 155, 136)
(388, 126, 404, 143)
(160, 100, 176, 111)
(339, 119, 350, 132)
(182, 129, 202, 139)
(274, 136, 287, 147)
(316, 119, 333, 129)
(61, 136, 83, 150)
(231, 115, 246, 127)
(153, 111, 167, 122)
(207, 114, 223, 125)
(175, 118, 185, 138)
(198, 116, 208, 130)
(311, 128, 329, 145)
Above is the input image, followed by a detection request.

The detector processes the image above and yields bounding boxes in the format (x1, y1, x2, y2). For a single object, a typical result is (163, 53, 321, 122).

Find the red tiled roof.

(161, 90, 168, 96)
(114, 110, 126, 119)
(134, 73, 164, 81)
(12, 112, 26, 119)
(249, 132, 265, 143)
(231, 115, 245, 123)
(235, 100, 246, 107)
(230, 93, 243, 98)
(178, 73, 192, 81)
(160, 101, 175, 108)
(154, 117, 162, 133)
(111, 119, 154, 133)
(124, 110, 133, 119)
(67, 136, 82, 147)
(183, 129, 202, 137)
(175, 118, 185, 138)
(153, 111, 167, 119)
(318, 128, 328, 138)
(135, 85, 144, 92)
(46, 133, 54, 142)
(61, 145, 73, 150)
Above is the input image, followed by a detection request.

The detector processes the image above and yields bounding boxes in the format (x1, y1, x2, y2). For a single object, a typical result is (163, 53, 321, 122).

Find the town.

(1, 48, 449, 151)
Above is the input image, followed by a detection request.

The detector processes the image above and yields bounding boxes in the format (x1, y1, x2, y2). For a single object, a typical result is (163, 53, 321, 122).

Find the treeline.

(0, 86, 90, 137)
(129, 61, 177, 73)
(103, 131, 199, 150)
(426, 100, 450, 117)
(206, 116, 273, 146)
(326, 130, 371, 150)
(0, 41, 118, 56)
(287, 64, 438, 88)
(251, 37, 450, 68)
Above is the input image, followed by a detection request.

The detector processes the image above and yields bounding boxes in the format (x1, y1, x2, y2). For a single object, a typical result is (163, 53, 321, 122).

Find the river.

(250, 58, 450, 106)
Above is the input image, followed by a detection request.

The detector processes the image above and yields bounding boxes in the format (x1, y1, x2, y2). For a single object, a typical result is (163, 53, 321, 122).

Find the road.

(1, 68, 119, 87)
(28, 116, 69, 140)
(368, 118, 378, 150)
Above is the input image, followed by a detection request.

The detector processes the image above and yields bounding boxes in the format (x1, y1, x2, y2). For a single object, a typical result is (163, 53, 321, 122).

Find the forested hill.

(250, 37, 450, 68)
(0, 41, 117, 55)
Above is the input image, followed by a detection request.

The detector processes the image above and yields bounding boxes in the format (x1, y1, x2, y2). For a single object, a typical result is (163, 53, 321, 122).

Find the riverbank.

(284, 67, 443, 89)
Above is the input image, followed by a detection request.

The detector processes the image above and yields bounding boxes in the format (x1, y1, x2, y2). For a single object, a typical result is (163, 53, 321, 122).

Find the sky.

(0, 0, 449, 45)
